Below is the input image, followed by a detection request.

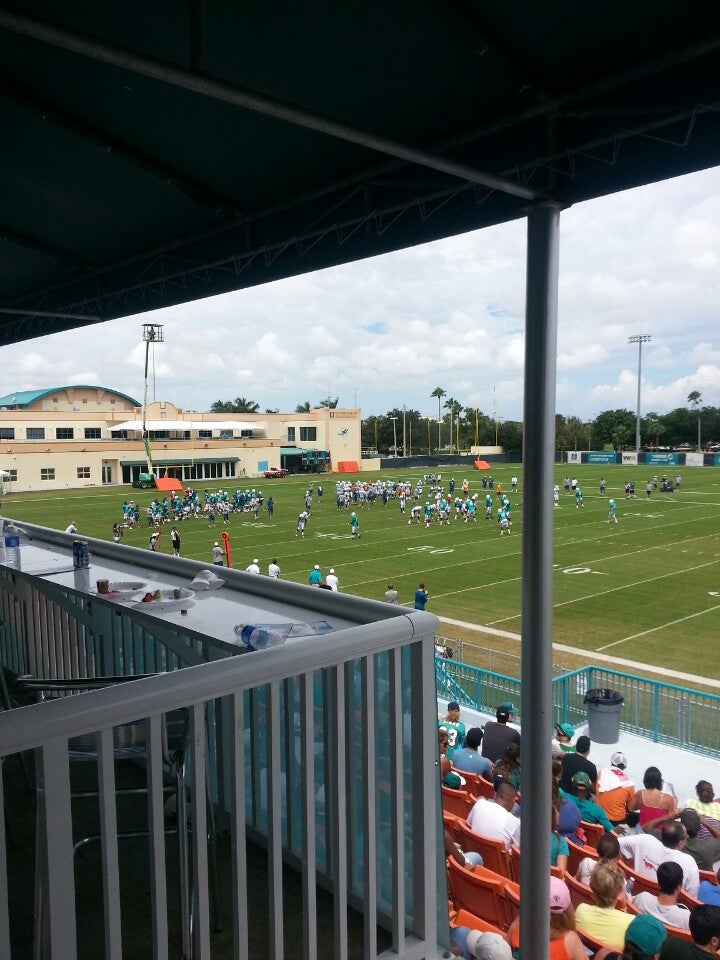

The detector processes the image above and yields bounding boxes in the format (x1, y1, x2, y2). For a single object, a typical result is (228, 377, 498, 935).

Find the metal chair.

(18, 674, 221, 960)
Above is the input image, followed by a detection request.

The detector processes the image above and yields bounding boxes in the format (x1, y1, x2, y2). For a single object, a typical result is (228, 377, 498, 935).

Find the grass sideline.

(3, 464, 719, 678)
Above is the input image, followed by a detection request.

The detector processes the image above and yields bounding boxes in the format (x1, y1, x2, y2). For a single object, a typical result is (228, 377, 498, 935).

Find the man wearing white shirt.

(617, 820, 700, 897)
(326, 568, 339, 591)
(466, 779, 520, 850)
(245, 558, 260, 574)
(268, 559, 281, 579)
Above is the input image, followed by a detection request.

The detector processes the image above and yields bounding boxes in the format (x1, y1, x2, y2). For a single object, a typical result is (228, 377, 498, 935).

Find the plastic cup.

(96, 579, 109, 594)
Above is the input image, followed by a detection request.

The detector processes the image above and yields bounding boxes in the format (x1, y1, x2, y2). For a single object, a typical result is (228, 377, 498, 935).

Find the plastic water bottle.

(3, 535, 21, 570)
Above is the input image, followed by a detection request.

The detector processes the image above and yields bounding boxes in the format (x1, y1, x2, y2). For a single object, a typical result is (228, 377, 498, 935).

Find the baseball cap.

(329, 568, 334, 574)
(611, 751, 627, 769)
(496, 706, 510, 722)
(465, 930, 512, 960)
(572, 771, 593, 791)
(314, 564, 320, 570)
(253, 558, 258, 564)
(447, 701, 460, 712)
(214, 541, 219, 546)
(549, 876, 571, 914)
(624, 914, 667, 955)
(499, 701, 517, 713)
(556, 722, 575, 739)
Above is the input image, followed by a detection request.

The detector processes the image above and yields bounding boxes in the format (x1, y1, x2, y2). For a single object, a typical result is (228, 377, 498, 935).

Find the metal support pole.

(521, 201, 562, 960)
(629, 334, 651, 454)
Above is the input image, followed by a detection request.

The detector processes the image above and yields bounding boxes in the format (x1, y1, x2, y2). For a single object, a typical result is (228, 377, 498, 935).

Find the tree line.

(207, 392, 718, 454)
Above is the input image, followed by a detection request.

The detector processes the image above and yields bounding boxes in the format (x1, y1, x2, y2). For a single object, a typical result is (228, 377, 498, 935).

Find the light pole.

(628, 334, 651, 454)
(402, 405, 407, 457)
(390, 416, 398, 457)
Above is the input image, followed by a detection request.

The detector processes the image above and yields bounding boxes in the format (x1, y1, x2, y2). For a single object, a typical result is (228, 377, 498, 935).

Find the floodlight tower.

(628, 333, 651, 454)
(141, 324, 164, 475)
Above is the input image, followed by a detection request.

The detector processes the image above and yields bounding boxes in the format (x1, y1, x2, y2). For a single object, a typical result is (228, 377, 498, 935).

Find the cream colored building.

(0, 386, 361, 492)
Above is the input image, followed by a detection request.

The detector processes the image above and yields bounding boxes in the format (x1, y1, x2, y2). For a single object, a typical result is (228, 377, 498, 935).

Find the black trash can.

(584, 688, 624, 744)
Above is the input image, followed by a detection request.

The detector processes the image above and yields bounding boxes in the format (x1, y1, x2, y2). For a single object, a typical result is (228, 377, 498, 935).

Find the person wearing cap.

(560, 735, 597, 793)
(65, 521, 78, 534)
(508, 876, 587, 960)
(350, 511, 360, 538)
(452, 727, 493, 779)
(565, 771, 616, 833)
(466, 778, 521, 850)
(439, 701, 466, 761)
(632, 861, 691, 931)
(552, 722, 576, 757)
(245, 558, 260, 574)
(575, 860, 633, 950)
(597, 752, 637, 831)
(464, 930, 512, 960)
(325, 568, 339, 591)
(211, 540, 224, 564)
(595, 912, 668, 960)
(480, 703, 520, 763)
(308, 564, 322, 586)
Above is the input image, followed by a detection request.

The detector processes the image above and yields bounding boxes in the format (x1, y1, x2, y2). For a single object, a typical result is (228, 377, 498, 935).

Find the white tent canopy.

(111, 420, 264, 433)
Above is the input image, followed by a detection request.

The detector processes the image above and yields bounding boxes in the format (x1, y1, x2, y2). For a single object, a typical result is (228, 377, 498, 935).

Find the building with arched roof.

(0, 386, 360, 491)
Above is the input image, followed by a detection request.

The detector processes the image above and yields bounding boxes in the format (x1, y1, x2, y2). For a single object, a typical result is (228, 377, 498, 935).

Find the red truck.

(263, 467, 288, 478)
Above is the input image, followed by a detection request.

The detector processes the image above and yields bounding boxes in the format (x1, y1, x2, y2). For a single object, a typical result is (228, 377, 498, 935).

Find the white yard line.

(597, 604, 720, 651)
(438, 616, 720, 690)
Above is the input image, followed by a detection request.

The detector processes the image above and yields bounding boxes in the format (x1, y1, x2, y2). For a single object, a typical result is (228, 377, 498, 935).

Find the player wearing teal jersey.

(607, 499, 618, 523)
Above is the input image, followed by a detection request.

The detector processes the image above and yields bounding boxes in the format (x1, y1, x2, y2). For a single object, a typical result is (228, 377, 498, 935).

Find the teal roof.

(0, 386, 141, 409)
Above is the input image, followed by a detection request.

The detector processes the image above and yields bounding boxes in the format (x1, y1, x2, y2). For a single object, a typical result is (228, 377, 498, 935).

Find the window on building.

(84, 427, 101, 439)
(41, 468, 56, 481)
(0, 428, 15, 440)
(26, 427, 45, 440)
(198, 430, 213, 439)
(220, 430, 233, 439)
(77, 467, 91, 479)
(240, 429, 253, 438)
(56, 427, 74, 440)
(5, 470, 17, 482)
(300, 427, 317, 441)
(287, 427, 296, 441)
(149, 430, 170, 440)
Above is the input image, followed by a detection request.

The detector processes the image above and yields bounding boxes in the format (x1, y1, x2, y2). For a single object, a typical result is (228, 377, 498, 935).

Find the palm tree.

(444, 397, 464, 454)
(688, 390, 702, 450)
(233, 397, 260, 413)
(431, 387, 446, 450)
(295, 401, 311, 413)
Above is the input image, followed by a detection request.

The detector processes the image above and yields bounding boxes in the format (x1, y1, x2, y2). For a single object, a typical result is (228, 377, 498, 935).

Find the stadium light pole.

(628, 334, 651, 454)
(390, 416, 398, 457)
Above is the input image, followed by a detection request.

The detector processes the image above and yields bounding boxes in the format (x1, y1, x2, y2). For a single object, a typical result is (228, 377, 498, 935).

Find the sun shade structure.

(0, 1, 719, 344)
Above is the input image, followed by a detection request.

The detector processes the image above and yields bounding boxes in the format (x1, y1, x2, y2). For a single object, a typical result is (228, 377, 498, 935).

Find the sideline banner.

(621, 452, 638, 465)
(567, 451, 581, 463)
(714, 455, 720, 468)
(646, 452, 679, 465)
(588, 452, 617, 464)
(685, 452, 704, 467)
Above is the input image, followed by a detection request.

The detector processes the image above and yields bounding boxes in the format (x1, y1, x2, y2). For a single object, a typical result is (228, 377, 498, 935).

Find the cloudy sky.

(4, 166, 719, 423)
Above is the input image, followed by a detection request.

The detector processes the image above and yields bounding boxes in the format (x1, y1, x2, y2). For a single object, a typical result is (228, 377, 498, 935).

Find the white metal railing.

(0, 527, 445, 960)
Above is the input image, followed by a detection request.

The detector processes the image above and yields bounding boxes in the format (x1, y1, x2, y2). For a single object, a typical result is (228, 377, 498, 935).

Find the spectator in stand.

(697, 868, 720, 907)
(617, 821, 700, 897)
(658, 904, 720, 959)
(439, 701, 466, 761)
(508, 875, 587, 960)
(566, 771, 616, 833)
(551, 804, 570, 874)
(685, 781, 720, 840)
(679, 809, 720, 872)
(552, 722, 576, 757)
(480, 704, 520, 763)
(560, 735, 597, 793)
(633, 861, 691, 931)
(576, 832, 623, 887)
(493, 742, 521, 793)
(631, 767, 678, 831)
(597, 752, 637, 832)
(554, 757, 583, 845)
(452, 727, 493, 779)
(575, 860, 633, 950)
(595, 914, 668, 960)
(466, 778, 521, 850)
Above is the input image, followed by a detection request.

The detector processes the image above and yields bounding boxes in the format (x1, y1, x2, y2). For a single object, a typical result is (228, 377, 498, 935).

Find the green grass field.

(3, 464, 719, 677)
